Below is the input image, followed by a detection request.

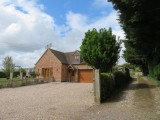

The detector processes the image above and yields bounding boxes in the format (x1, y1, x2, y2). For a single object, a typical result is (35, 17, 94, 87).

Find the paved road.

(75, 77, 160, 120)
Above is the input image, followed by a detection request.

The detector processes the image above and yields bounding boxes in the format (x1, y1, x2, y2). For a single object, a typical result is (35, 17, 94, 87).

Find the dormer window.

(75, 55, 79, 61)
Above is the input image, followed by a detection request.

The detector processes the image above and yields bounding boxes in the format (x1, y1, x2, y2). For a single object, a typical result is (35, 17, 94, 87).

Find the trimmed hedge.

(100, 70, 131, 102)
(100, 73, 115, 102)
(113, 71, 130, 89)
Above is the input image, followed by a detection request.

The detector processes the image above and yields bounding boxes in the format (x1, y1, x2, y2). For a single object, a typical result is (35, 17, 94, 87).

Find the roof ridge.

(50, 48, 65, 54)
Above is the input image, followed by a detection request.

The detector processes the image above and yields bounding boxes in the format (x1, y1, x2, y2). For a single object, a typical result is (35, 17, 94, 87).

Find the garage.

(78, 69, 93, 83)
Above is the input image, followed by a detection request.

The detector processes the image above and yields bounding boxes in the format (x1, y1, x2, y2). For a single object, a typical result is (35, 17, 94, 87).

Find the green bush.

(148, 65, 160, 80)
(113, 71, 125, 88)
(0, 72, 6, 78)
(100, 73, 115, 102)
(30, 71, 36, 78)
(100, 70, 131, 102)
(113, 70, 131, 89)
(13, 71, 19, 78)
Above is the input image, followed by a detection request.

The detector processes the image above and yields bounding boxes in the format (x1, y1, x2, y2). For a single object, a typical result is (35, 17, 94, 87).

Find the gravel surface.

(0, 82, 94, 120)
(74, 77, 160, 120)
(1, 77, 160, 120)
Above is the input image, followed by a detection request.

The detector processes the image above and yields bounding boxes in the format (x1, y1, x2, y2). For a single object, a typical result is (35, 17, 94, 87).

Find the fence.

(0, 78, 53, 89)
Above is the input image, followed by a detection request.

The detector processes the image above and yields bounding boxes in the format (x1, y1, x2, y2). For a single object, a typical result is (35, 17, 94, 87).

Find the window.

(75, 55, 79, 61)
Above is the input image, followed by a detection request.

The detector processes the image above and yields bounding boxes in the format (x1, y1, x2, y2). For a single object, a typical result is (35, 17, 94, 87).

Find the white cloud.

(63, 11, 125, 64)
(0, 0, 125, 68)
(66, 11, 88, 31)
(5, 23, 21, 34)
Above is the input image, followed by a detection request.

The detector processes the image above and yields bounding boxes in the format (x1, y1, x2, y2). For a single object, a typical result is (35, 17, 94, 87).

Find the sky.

(0, 0, 125, 68)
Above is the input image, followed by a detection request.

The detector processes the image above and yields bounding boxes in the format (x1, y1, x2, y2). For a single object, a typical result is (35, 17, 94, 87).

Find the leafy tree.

(13, 71, 19, 78)
(108, 0, 160, 76)
(20, 68, 26, 77)
(80, 28, 121, 72)
(123, 40, 148, 75)
(2, 56, 15, 78)
(29, 71, 36, 78)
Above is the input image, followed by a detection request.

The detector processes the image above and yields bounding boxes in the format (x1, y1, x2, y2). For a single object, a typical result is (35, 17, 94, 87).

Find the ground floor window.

(42, 68, 53, 78)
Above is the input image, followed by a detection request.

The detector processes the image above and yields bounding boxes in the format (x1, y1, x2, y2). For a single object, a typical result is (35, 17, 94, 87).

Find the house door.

(70, 71, 75, 82)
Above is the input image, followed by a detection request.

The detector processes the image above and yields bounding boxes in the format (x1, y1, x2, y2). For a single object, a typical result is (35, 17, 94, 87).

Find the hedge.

(0, 72, 6, 78)
(113, 70, 131, 89)
(100, 73, 115, 102)
(100, 70, 131, 102)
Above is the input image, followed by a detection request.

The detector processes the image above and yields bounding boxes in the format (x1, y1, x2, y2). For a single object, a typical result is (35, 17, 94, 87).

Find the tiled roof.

(50, 49, 68, 64)
(50, 49, 80, 64)
(35, 49, 83, 65)
(64, 52, 75, 64)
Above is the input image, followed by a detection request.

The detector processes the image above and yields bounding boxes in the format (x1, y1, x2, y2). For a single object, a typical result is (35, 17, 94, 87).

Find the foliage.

(100, 70, 131, 102)
(13, 71, 19, 78)
(148, 65, 160, 80)
(123, 40, 148, 75)
(0, 72, 6, 78)
(20, 68, 26, 77)
(108, 0, 160, 64)
(29, 71, 36, 78)
(147, 75, 160, 86)
(80, 28, 121, 72)
(108, 0, 160, 77)
(13, 68, 26, 78)
(100, 73, 115, 102)
(121, 63, 135, 69)
(113, 71, 130, 89)
(2, 56, 15, 78)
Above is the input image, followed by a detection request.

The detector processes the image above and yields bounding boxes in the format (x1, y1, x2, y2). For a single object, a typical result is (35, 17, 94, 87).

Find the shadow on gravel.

(105, 79, 135, 103)
(128, 83, 157, 90)
(104, 78, 157, 103)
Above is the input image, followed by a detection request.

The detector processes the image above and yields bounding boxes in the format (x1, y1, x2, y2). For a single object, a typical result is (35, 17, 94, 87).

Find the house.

(35, 49, 93, 83)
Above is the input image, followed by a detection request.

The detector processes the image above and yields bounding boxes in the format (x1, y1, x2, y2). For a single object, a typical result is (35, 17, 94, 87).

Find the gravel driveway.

(1, 77, 160, 120)
(75, 77, 160, 120)
(0, 82, 94, 120)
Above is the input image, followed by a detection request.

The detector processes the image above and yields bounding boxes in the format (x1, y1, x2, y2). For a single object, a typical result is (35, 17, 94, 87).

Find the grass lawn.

(0, 77, 20, 81)
(0, 78, 36, 88)
(0, 78, 7, 81)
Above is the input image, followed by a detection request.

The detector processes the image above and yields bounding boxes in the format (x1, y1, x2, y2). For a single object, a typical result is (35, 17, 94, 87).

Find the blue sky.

(0, 0, 125, 68)
(38, 0, 113, 25)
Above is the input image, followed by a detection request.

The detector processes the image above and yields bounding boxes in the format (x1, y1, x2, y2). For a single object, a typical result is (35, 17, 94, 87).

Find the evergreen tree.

(80, 28, 121, 72)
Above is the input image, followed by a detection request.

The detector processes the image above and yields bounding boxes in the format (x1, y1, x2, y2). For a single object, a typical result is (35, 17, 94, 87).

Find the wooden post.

(94, 69, 101, 104)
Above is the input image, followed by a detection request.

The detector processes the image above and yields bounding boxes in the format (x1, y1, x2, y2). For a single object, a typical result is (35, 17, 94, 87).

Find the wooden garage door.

(78, 69, 93, 83)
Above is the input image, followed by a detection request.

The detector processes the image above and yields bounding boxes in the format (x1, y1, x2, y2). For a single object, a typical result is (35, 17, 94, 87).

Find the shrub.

(0, 72, 6, 78)
(157, 73, 160, 81)
(113, 70, 131, 89)
(13, 71, 19, 78)
(100, 70, 131, 102)
(30, 71, 36, 78)
(149, 65, 160, 79)
(100, 73, 115, 102)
